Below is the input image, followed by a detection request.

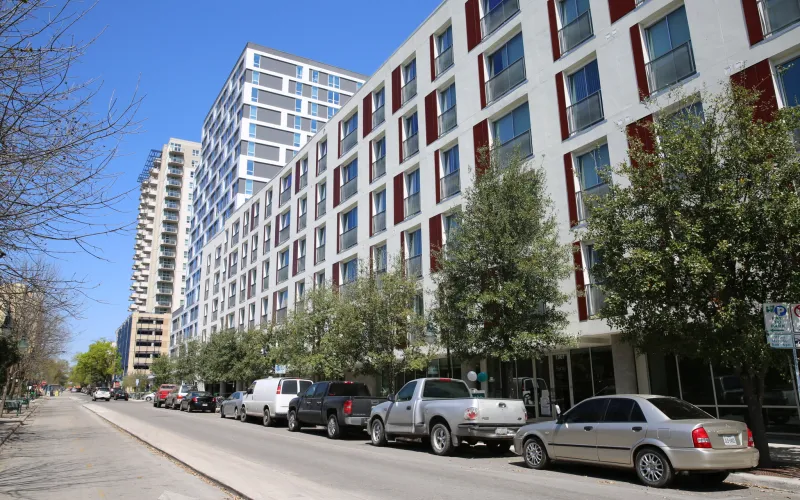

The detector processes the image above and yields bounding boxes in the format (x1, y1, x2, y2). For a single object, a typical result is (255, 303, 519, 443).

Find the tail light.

(192, 397, 198, 403)
(464, 407, 478, 421)
(177, 395, 183, 400)
(692, 427, 712, 448)
(276, 384, 281, 395)
(343, 400, 353, 415)
(747, 428, 754, 447)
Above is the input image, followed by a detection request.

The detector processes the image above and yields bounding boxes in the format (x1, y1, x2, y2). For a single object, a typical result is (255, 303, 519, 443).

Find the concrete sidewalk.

(729, 440, 800, 491)
(0, 397, 43, 447)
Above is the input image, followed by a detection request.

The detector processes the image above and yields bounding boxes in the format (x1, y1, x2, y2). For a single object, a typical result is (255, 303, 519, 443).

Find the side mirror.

(387, 393, 395, 402)
(554, 404, 562, 422)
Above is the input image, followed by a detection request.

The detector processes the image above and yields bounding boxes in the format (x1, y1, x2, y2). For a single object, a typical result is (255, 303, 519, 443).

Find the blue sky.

(64, 0, 442, 358)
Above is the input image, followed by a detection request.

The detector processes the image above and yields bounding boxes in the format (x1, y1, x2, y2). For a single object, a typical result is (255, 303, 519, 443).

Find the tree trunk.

(0, 366, 13, 415)
(741, 372, 772, 468)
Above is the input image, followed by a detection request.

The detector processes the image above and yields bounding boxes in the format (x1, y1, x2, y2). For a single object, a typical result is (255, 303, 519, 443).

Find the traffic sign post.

(765, 303, 800, 408)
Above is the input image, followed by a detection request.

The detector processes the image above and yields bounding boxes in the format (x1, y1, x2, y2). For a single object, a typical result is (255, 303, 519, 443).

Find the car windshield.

(193, 392, 211, 397)
(328, 383, 371, 397)
(421, 380, 471, 398)
(648, 397, 713, 420)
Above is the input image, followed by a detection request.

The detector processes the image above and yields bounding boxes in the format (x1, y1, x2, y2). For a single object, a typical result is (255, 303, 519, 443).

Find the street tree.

(149, 356, 175, 387)
(196, 329, 239, 385)
(585, 83, 800, 467)
(232, 325, 283, 386)
(71, 340, 120, 387)
(173, 340, 201, 385)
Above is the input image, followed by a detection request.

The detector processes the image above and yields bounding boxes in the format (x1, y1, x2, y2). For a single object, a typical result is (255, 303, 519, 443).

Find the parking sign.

(764, 303, 792, 333)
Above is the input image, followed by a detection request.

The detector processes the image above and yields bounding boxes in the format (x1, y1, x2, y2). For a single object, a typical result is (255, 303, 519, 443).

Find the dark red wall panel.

(362, 93, 373, 138)
(472, 120, 489, 176)
(573, 242, 588, 321)
(630, 25, 650, 101)
(333, 167, 341, 207)
(741, 0, 765, 46)
(465, 0, 481, 51)
(478, 55, 487, 108)
(731, 59, 778, 122)
(555, 72, 569, 140)
(429, 214, 443, 272)
(547, 0, 561, 61)
(564, 154, 578, 227)
(393, 173, 404, 225)
(391, 67, 402, 113)
(429, 34, 436, 81)
(425, 90, 438, 145)
(609, 0, 636, 23)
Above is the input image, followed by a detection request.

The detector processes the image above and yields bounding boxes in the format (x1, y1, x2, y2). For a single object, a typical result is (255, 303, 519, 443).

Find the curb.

(0, 402, 40, 448)
(728, 471, 800, 492)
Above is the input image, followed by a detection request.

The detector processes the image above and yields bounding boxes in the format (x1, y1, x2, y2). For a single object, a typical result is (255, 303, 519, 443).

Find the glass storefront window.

(648, 353, 681, 398)
(591, 346, 615, 396)
(570, 349, 593, 404)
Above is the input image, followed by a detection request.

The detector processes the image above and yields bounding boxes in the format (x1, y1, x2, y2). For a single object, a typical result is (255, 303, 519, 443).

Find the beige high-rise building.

(130, 138, 201, 314)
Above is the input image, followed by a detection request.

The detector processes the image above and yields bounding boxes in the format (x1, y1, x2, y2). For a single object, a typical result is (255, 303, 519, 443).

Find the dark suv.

(111, 388, 129, 401)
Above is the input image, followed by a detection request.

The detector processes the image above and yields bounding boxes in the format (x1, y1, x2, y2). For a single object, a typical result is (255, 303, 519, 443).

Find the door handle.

(632, 426, 643, 432)
(583, 425, 594, 431)
(406, 406, 411, 410)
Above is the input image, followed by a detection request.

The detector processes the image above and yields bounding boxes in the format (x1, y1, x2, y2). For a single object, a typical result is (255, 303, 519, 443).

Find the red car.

(153, 384, 176, 408)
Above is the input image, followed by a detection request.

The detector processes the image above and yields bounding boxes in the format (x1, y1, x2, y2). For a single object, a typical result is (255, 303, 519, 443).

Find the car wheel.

(262, 408, 274, 427)
(153, 402, 157, 408)
(239, 406, 248, 423)
(430, 423, 453, 456)
(523, 437, 550, 470)
(697, 471, 729, 486)
(220, 406, 225, 418)
(186, 405, 192, 413)
(370, 418, 388, 447)
(327, 414, 341, 439)
(288, 410, 300, 432)
(146, 397, 152, 402)
(234, 407, 239, 420)
(635, 447, 674, 488)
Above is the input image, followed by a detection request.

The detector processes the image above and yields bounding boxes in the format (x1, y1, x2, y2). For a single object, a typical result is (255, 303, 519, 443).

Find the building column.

(611, 335, 638, 394)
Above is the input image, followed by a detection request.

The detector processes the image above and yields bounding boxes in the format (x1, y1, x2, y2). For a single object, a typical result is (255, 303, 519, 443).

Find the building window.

(403, 112, 419, 159)
(247, 160, 255, 176)
(373, 190, 387, 234)
(778, 56, 800, 107)
(405, 169, 421, 218)
(440, 145, 460, 199)
(406, 229, 422, 278)
(404, 59, 416, 84)
(296, 65, 303, 79)
(486, 32, 525, 104)
(296, 81, 303, 96)
(311, 119, 318, 133)
(245, 180, 253, 196)
(252, 72, 260, 85)
(249, 123, 257, 138)
(311, 70, 319, 83)
(576, 144, 610, 223)
(374, 244, 387, 273)
(328, 74, 340, 89)
(342, 258, 357, 283)
(402, 59, 417, 104)
(644, 6, 695, 93)
(247, 142, 255, 157)
(328, 91, 340, 105)
(312, 86, 318, 100)
(295, 98, 302, 112)
(316, 271, 325, 286)
(294, 133, 301, 148)
(328, 107, 335, 119)
(310, 102, 318, 116)
(341, 158, 358, 201)
(251, 88, 258, 103)
(294, 115, 302, 130)
(566, 60, 603, 134)
(435, 26, 454, 76)
(254, 53, 261, 68)
(558, 0, 593, 53)
(492, 102, 532, 162)
(249, 106, 257, 120)
(340, 207, 358, 251)
(438, 83, 457, 135)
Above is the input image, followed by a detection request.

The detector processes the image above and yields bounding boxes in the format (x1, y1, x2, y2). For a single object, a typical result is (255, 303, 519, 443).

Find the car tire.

(234, 407, 239, 421)
(186, 405, 192, 413)
(697, 471, 729, 486)
(220, 406, 225, 418)
(288, 410, 301, 432)
(635, 447, 674, 488)
(523, 437, 550, 470)
(327, 414, 341, 439)
(153, 402, 157, 408)
(370, 418, 388, 447)
(239, 406, 248, 423)
(146, 397, 152, 402)
(430, 423, 453, 456)
(262, 408, 274, 427)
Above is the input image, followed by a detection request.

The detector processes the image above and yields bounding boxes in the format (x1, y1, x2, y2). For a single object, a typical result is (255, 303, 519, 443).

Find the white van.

(241, 377, 313, 426)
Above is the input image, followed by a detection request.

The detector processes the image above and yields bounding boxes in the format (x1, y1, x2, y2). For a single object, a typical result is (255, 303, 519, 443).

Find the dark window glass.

(422, 380, 471, 399)
(678, 358, 714, 405)
(564, 398, 608, 423)
(281, 380, 298, 394)
(313, 382, 329, 398)
(648, 397, 712, 420)
(194, 392, 211, 397)
(304, 383, 317, 398)
(231, 392, 240, 399)
(298, 380, 312, 393)
(603, 398, 646, 422)
(396, 381, 418, 402)
(631, 402, 646, 423)
(591, 347, 616, 396)
(328, 383, 371, 397)
(570, 349, 593, 404)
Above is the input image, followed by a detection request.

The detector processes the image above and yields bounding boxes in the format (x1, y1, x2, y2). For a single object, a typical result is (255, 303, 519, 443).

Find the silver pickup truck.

(367, 378, 527, 456)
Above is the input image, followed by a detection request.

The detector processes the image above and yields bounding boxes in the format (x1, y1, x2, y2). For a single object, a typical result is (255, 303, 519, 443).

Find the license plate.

(722, 435, 737, 446)
(202, 403, 208, 406)
(496, 427, 509, 435)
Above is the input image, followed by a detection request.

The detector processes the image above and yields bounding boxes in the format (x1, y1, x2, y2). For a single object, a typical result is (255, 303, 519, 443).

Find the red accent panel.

(630, 25, 650, 101)
(626, 114, 655, 168)
(465, 0, 481, 51)
(478, 55, 487, 109)
(398, 116, 404, 163)
(429, 34, 436, 81)
(333, 167, 341, 207)
(609, 0, 636, 23)
(247, 269, 252, 299)
(564, 154, 578, 228)
(573, 242, 588, 321)
(337, 123, 342, 158)
(393, 173, 404, 225)
(292, 240, 298, 276)
(391, 67, 402, 113)
(429, 214, 443, 272)
(742, 0, 764, 46)
(400, 231, 405, 265)
(332, 262, 339, 289)
(547, 0, 561, 61)
(313, 229, 318, 265)
(434, 151, 441, 204)
(272, 291, 277, 319)
(472, 120, 489, 177)
(555, 72, 569, 140)
(425, 90, 438, 145)
(295, 161, 300, 194)
(274, 214, 279, 242)
(362, 93, 373, 138)
(337, 216, 341, 253)
(369, 190, 374, 236)
(731, 59, 778, 122)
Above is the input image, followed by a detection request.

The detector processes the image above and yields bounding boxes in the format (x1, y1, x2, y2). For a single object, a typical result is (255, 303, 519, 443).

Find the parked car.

(153, 384, 176, 408)
(220, 391, 245, 419)
(240, 377, 313, 426)
(368, 378, 526, 456)
(164, 384, 195, 410)
(514, 395, 758, 488)
(287, 381, 386, 438)
(180, 391, 216, 413)
(92, 387, 111, 402)
(111, 388, 129, 401)
(142, 392, 155, 402)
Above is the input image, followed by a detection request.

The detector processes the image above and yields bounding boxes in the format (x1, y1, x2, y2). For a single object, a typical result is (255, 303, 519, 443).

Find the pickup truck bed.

(288, 381, 387, 439)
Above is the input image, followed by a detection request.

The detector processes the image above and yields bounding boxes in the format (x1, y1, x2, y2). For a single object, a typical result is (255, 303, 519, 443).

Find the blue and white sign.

(274, 364, 287, 375)
(764, 303, 792, 334)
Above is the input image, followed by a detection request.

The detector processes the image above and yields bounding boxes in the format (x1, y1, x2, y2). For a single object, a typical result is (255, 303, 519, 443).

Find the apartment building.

(115, 312, 170, 376)
(130, 139, 201, 314)
(173, 43, 367, 353)
(190, 0, 800, 431)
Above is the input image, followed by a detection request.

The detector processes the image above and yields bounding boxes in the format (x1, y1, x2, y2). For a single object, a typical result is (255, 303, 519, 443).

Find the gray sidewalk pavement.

(729, 439, 800, 491)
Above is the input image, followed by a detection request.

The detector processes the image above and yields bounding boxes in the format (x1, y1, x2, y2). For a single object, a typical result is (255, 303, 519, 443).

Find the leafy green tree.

(71, 340, 120, 386)
(233, 326, 282, 385)
(149, 356, 175, 387)
(173, 339, 201, 384)
(432, 149, 572, 362)
(196, 329, 239, 385)
(586, 84, 800, 467)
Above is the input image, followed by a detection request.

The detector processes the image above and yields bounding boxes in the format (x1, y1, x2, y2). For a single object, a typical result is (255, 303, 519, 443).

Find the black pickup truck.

(287, 381, 386, 439)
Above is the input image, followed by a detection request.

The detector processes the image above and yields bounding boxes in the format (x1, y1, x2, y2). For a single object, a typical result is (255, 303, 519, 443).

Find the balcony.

(371, 155, 386, 181)
(167, 167, 183, 176)
(163, 213, 179, 222)
(277, 265, 289, 283)
(372, 105, 385, 128)
(316, 199, 326, 218)
(166, 179, 182, 187)
(486, 57, 526, 104)
(497, 130, 533, 167)
(262, 275, 269, 291)
(279, 188, 291, 206)
(340, 177, 358, 202)
(263, 239, 271, 254)
(279, 225, 290, 245)
(161, 236, 177, 245)
(757, 0, 800, 36)
(438, 105, 457, 136)
(404, 192, 420, 219)
(372, 211, 386, 234)
(274, 307, 287, 324)
(231, 232, 239, 245)
(298, 212, 307, 231)
(157, 274, 173, 282)
(435, 46, 454, 77)
(566, 91, 604, 135)
(559, 10, 593, 54)
(160, 249, 176, 257)
(401, 78, 417, 105)
(585, 283, 606, 317)
(318, 154, 327, 174)
(340, 129, 358, 156)
(228, 296, 236, 308)
(402, 133, 419, 160)
(576, 182, 610, 223)
(339, 227, 357, 251)
(481, 0, 520, 38)
(316, 244, 325, 263)
(156, 287, 173, 294)
(645, 41, 696, 94)
(297, 256, 306, 273)
(156, 298, 171, 307)
(405, 254, 422, 279)
(163, 201, 179, 210)
(440, 169, 461, 200)
(158, 261, 175, 270)
(165, 190, 181, 199)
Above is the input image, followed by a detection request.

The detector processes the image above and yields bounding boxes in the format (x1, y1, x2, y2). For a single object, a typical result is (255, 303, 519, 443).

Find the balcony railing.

(405, 254, 422, 279)
(249, 283, 256, 298)
(438, 105, 457, 136)
(645, 41, 696, 94)
(401, 78, 417, 105)
(576, 182, 611, 223)
(167, 167, 183, 176)
(585, 283, 606, 317)
(566, 91, 604, 135)
(279, 188, 291, 206)
(318, 154, 327, 174)
(372, 105, 385, 128)
(157, 274, 173, 282)
(161, 237, 177, 245)
(317, 199, 326, 218)
(239, 289, 245, 302)
(340, 129, 358, 156)
(166, 179, 182, 187)
(404, 192, 420, 218)
(275, 307, 287, 324)
(158, 262, 175, 270)
(231, 232, 239, 245)
(278, 226, 290, 245)
(339, 227, 357, 251)
(277, 265, 289, 283)
(497, 130, 533, 167)
(757, 0, 800, 36)
(265, 204, 273, 217)
(160, 249, 176, 257)
(435, 46, 454, 77)
(481, 0, 520, 38)
(163, 213, 178, 221)
(402, 133, 419, 160)
(228, 296, 236, 308)
(262, 275, 269, 291)
(298, 212, 307, 231)
(213, 283, 219, 294)
(341, 177, 358, 201)
(486, 57, 526, 104)
(440, 169, 461, 200)
(229, 262, 238, 274)
(559, 10, 593, 54)
(165, 190, 181, 198)
(297, 256, 306, 273)
(316, 244, 325, 263)
(299, 173, 307, 190)
(372, 211, 386, 234)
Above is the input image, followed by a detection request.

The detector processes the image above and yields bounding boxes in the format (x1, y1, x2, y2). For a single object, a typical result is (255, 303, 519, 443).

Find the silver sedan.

(219, 391, 244, 420)
(513, 394, 758, 488)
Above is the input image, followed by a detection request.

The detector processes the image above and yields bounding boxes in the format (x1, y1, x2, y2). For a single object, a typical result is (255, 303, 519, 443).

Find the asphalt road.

(0, 396, 231, 499)
(81, 394, 799, 500)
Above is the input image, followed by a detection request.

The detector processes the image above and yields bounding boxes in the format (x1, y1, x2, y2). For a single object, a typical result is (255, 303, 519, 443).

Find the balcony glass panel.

(758, 0, 800, 35)
(646, 42, 696, 93)
(318, 154, 327, 174)
(372, 155, 386, 181)
(341, 177, 358, 201)
(297, 256, 306, 273)
(372, 211, 386, 234)
(280, 188, 291, 206)
(299, 173, 307, 190)
(576, 182, 610, 223)
(435, 46, 454, 77)
(277, 265, 289, 283)
(279, 226, 290, 245)
(298, 213, 307, 231)
(559, 10, 593, 53)
(341, 129, 358, 155)
(275, 307, 287, 324)
(438, 105, 457, 136)
(496, 130, 533, 167)
(586, 283, 606, 317)
(440, 169, 460, 199)
(481, 0, 520, 38)
(485, 58, 526, 104)
(316, 245, 325, 263)
(404, 192, 420, 218)
(317, 200, 326, 218)
(567, 91, 604, 134)
(402, 133, 419, 159)
(372, 105, 385, 128)
(339, 227, 357, 251)
(401, 78, 417, 105)
(405, 254, 422, 279)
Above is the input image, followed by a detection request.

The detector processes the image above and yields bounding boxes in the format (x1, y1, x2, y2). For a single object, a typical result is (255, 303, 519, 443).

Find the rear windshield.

(299, 380, 312, 393)
(648, 397, 713, 420)
(160, 385, 176, 390)
(328, 383, 371, 397)
(97, 388, 109, 391)
(281, 380, 299, 394)
(422, 380, 471, 399)
(192, 392, 211, 397)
